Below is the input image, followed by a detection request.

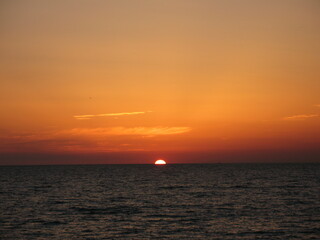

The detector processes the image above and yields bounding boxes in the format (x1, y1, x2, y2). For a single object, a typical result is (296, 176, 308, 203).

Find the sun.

(155, 159, 166, 165)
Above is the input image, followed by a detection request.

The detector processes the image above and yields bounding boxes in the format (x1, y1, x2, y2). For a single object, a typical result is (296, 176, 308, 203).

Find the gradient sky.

(1, 0, 320, 164)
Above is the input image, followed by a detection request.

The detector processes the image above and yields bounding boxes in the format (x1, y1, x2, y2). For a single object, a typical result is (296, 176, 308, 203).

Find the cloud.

(74, 111, 151, 120)
(1, 126, 191, 143)
(0, 126, 191, 153)
(64, 126, 191, 137)
(108, 127, 191, 136)
(283, 114, 318, 120)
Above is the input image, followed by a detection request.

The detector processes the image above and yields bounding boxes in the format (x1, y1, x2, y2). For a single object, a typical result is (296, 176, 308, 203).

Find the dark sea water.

(0, 164, 319, 239)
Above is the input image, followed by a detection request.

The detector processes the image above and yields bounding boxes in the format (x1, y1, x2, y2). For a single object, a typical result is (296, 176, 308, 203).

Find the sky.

(1, 0, 320, 164)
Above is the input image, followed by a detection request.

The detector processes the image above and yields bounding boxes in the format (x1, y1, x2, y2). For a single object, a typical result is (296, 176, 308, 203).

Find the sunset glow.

(0, 1, 319, 165)
(1, 2, 318, 240)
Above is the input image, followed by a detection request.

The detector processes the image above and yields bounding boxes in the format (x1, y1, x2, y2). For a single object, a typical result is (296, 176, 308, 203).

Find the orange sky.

(1, 0, 320, 164)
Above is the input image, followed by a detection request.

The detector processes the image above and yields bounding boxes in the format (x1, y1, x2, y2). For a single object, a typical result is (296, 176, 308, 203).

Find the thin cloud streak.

(283, 114, 318, 120)
(0, 126, 191, 153)
(1, 126, 191, 143)
(74, 111, 151, 120)
(65, 127, 191, 137)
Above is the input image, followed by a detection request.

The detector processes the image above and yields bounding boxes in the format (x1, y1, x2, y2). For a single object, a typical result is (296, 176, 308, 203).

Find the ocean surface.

(0, 163, 319, 239)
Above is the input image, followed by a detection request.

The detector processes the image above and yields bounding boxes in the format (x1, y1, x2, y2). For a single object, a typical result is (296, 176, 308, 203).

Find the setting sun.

(155, 160, 167, 165)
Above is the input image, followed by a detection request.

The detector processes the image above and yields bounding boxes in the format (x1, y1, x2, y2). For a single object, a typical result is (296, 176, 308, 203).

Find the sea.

(0, 163, 319, 239)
